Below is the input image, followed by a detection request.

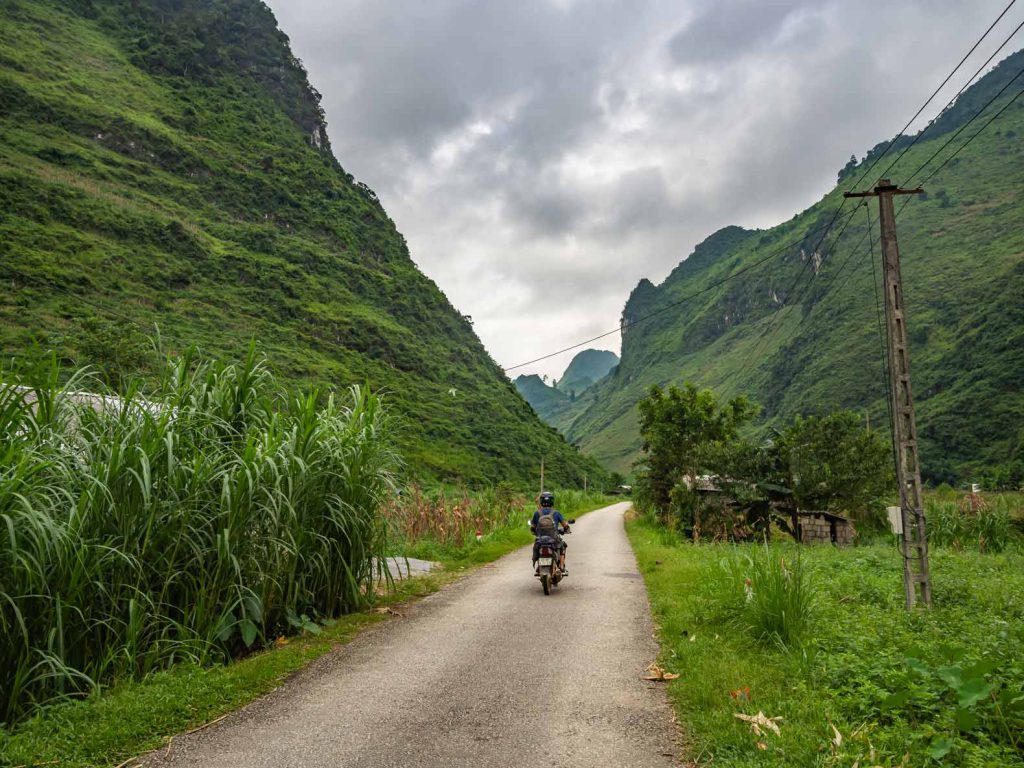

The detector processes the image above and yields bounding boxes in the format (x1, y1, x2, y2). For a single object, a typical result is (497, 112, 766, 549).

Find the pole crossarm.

(844, 186, 923, 198)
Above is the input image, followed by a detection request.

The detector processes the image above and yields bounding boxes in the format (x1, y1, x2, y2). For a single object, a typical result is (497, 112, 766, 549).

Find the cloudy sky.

(267, 0, 1016, 379)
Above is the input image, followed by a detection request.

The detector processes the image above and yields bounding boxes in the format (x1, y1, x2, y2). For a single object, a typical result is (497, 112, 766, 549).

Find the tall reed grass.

(925, 494, 1017, 553)
(382, 485, 526, 548)
(0, 349, 395, 724)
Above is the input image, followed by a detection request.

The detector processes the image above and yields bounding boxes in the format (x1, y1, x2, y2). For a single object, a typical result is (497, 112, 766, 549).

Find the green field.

(627, 515, 1024, 766)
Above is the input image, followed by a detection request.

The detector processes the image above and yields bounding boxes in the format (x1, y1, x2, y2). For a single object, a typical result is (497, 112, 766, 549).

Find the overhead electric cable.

(905, 62, 1024, 183)
(875, 14, 1024, 182)
(847, 0, 1019, 190)
(720, 203, 864, 396)
(907, 77, 1024, 186)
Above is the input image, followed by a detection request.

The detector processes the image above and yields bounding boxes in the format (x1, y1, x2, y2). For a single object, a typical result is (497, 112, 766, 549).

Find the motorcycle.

(532, 518, 575, 595)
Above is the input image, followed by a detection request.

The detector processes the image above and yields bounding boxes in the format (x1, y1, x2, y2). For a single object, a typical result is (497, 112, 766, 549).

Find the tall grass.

(0, 349, 395, 724)
(926, 494, 1017, 553)
(383, 485, 527, 548)
(719, 545, 815, 649)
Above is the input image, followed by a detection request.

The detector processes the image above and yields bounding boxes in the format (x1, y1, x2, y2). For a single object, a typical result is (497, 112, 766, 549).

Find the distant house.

(682, 474, 722, 493)
(681, 474, 856, 546)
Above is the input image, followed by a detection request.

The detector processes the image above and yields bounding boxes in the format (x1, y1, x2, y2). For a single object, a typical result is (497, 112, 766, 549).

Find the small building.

(795, 511, 855, 546)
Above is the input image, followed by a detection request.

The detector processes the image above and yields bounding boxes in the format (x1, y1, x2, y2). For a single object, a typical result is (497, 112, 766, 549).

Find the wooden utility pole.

(540, 458, 545, 496)
(845, 179, 932, 608)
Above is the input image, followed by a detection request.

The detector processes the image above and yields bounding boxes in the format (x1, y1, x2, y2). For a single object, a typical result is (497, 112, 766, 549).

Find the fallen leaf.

(730, 686, 751, 702)
(274, 636, 289, 647)
(735, 711, 783, 737)
(831, 723, 843, 749)
(689, 634, 697, 643)
(756, 741, 768, 750)
(643, 663, 681, 681)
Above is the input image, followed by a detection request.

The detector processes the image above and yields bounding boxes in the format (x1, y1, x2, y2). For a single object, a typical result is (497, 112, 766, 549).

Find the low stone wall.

(797, 512, 855, 546)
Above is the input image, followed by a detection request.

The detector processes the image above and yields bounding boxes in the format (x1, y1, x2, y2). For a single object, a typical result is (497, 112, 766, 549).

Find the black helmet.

(539, 491, 555, 508)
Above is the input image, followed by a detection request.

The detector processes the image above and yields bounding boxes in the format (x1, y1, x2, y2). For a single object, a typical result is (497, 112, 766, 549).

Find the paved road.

(142, 502, 679, 767)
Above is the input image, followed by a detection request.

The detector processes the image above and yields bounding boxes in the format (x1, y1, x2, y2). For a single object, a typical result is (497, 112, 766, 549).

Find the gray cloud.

(268, 0, 1016, 378)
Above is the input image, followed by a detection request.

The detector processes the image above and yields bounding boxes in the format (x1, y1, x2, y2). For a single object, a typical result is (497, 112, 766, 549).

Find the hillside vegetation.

(514, 347, 618, 426)
(514, 373, 572, 424)
(0, 0, 602, 486)
(556, 348, 619, 396)
(563, 51, 1024, 485)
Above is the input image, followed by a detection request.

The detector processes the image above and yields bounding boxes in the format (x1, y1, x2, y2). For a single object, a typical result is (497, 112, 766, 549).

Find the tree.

(775, 411, 892, 523)
(837, 153, 859, 183)
(635, 383, 757, 536)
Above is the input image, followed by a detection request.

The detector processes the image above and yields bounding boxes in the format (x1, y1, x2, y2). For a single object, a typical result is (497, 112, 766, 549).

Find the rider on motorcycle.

(531, 491, 569, 575)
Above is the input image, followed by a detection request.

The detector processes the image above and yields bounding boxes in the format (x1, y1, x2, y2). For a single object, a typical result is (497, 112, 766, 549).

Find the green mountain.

(514, 374, 571, 423)
(0, 0, 603, 487)
(564, 51, 1024, 484)
(556, 349, 619, 396)
(514, 349, 619, 427)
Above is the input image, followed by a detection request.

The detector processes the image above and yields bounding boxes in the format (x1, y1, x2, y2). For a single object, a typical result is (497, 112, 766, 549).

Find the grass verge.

(626, 514, 1024, 767)
(1, 497, 617, 767)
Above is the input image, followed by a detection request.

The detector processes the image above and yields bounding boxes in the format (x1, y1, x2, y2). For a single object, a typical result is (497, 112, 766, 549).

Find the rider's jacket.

(531, 508, 565, 530)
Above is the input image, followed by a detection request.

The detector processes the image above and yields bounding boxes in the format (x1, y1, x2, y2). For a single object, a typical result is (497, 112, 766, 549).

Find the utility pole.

(540, 458, 545, 496)
(845, 179, 932, 608)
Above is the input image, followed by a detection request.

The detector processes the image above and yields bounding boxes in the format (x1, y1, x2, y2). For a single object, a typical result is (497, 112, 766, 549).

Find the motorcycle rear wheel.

(540, 573, 550, 595)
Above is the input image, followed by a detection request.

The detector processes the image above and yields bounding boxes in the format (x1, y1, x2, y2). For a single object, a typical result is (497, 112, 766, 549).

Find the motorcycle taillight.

(539, 546, 553, 556)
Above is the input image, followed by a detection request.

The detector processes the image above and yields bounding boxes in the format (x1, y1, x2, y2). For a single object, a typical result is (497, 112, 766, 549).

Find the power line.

(913, 80, 1024, 186)
(846, 0, 1019, 191)
(718, 1, 1022, 394)
(903, 63, 1024, 184)
(876, 15, 1024, 182)
(720, 203, 864, 396)
(501, 216, 840, 372)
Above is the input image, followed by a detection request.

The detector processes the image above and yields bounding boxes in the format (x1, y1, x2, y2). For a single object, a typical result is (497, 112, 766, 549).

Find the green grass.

(627, 515, 1024, 767)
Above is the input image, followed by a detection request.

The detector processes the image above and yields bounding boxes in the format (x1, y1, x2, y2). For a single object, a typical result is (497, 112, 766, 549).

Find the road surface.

(142, 502, 679, 767)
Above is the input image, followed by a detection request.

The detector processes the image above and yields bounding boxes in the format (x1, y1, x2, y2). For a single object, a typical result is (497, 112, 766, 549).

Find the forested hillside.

(0, 0, 602, 486)
(514, 374, 572, 424)
(556, 349, 619, 396)
(563, 50, 1024, 485)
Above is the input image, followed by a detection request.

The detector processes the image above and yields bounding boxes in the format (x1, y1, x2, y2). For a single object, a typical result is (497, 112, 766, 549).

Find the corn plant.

(382, 485, 527, 548)
(0, 349, 395, 724)
(926, 495, 1016, 553)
